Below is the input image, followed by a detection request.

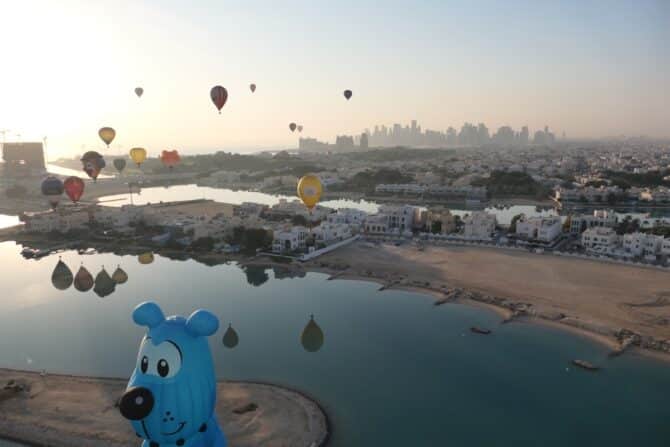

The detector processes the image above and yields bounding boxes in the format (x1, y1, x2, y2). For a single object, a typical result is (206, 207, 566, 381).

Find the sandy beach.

(302, 241, 670, 356)
(0, 369, 328, 447)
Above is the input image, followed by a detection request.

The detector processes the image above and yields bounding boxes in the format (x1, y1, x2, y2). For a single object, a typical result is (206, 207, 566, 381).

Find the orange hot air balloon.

(63, 176, 85, 203)
(98, 127, 116, 147)
(210, 85, 228, 113)
(138, 252, 154, 265)
(129, 147, 147, 167)
(289, 122, 297, 132)
(160, 150, 180, 169)
(249, 83, 256, 93)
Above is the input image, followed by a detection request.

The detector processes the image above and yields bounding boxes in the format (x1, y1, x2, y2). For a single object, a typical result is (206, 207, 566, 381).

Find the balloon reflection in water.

(222, 324, 239, 349)
(112, 265, 128, 284)
(301, 315, 324, 353)
(74, 264, 94, 292)
(138, 252, 154, 265)
(51, 257, 73, 291)
(93, 267, 116, 298)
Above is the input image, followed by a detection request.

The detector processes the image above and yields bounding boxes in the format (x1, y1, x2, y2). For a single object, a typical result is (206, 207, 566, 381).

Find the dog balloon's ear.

(133, 302, 165, 329)
(185, 309, 219, 337)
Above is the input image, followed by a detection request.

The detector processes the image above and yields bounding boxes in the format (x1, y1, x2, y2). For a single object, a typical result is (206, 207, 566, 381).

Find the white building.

(662, 238, 670, 256)
(326, 208, 368, 227)
(581, 227, 620, 253)
(462, 212, 497, 240)
(364, 215, 389, 235)
(569, 209, 618, 234)
(516, 216, 562, 242)
(269, 199, 331, 221)
(623, 232, 664, 257)
(272, 226, 309, 253)
(377, 204, 423, 232)
(311, 223, 352, 245)
(21, 208, 90, 233)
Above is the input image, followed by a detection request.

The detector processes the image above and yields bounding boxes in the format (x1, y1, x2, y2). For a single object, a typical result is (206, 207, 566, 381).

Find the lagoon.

(0, 241, 668, 446)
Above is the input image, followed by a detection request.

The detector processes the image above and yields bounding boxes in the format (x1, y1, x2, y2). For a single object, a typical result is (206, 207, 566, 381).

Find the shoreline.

(246, 255, 669, 362)
(0, 369, 329, 447)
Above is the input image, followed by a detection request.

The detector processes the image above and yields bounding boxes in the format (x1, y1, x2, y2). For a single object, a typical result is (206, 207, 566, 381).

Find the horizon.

(1, 0, 668, 159)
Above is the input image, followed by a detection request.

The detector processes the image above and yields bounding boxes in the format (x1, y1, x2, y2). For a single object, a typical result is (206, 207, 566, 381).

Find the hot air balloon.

(113, 158, 126, 174)
(74, 265, 94, 292)
(93, 267, 116, 298)
(301, 315, 324, 352)
(81, 151, 105, 182)
(63, 176, 85, 203)
(297, 125, 303, 133)
(129, 147, 147, 167)
(112, 265, 128, 284)
(343, 89, 352, 100)
(297, 174, 322, 210)
(210, 85, 228, 113)
(138, 252, 154, 265)
(41, 176, 64, 209)
(249, 83, 256, 93)
(134, 87, 144, 98)
(98, 127, 116, 147)
(160, 150, 180, 169)
(51, 258, 73, 291)
(289, 122, 297, 132)
(222, 324, 239, 349)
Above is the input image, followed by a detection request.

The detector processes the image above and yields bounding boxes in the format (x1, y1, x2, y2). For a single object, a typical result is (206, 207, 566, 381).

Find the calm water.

(0, 241, 668, 446)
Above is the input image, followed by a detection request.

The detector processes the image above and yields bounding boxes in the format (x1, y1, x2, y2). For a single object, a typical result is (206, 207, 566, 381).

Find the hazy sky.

(0, 0, 668, 158)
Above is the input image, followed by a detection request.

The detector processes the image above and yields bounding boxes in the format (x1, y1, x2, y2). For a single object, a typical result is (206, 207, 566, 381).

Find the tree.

(606, 192, 617, 205)
(192, 237, 215, 251)
(292, 214, 309, 226)
(431, 220, 442, 234)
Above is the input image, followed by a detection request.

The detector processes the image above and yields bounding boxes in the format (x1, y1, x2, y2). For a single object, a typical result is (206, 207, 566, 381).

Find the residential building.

(272, 226, 309, 253)
(311, 223, 352, 245)
(516, 216, 562, 242)
(569, 209, 618, 234)
(425, 207, 457, 234)
(462, 211, 497, 240)
(581, 227, 620, 252)
(623, 232, 665, 257)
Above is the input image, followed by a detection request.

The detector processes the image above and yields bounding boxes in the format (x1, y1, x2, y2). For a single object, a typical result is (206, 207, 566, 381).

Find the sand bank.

(0, 369, 328, 447)
(304, 241, 670, 358)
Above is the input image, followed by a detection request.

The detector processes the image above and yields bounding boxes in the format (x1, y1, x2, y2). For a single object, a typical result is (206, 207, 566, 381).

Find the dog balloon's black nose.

(119, 386, 154, 420)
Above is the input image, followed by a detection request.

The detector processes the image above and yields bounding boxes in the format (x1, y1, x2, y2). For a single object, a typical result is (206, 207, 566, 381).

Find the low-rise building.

(623, 232, 665, 257)
(21, 207, 90, 233)
(326, 208, 367, 227)
(462, 211, 497, 240)
(311, 223, 352, 245)
(581, 227, 620, 252)
(272, 226, 309, 253)
(364, 215, 389, 235)
(516, 216, 562, 242)
(569, 209, 618, 234)
(425, 207, 457, 234)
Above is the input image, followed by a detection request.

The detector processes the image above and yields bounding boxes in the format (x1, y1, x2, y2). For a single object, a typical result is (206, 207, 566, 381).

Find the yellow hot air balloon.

(297, 175, 322, 210)
(129, 147, 147, 167)
(98, 127, 116, 147)
(138, 252, 154, 265)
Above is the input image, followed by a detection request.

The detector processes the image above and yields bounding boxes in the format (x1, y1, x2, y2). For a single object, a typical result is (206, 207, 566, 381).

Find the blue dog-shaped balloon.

(119, 302, 227, 447)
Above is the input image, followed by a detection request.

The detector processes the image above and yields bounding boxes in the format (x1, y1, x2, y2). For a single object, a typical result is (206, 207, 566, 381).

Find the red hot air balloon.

(160, 150, 180, 169)
(249, 83, 256, 93)
(289, 122, 297, 132)
(343, 89, 352, 100)
(63, 176, 85, 203)
(210, 86, 228, 113)
(41, 176, 64, 209)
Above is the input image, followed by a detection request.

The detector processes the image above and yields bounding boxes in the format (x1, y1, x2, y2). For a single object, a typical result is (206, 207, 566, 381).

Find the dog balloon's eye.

(141, 356, 149, 373)
(157, 359, 169, 377)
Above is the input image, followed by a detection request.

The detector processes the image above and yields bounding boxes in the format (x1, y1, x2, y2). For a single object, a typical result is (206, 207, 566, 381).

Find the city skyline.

(0, 0, 668, 159)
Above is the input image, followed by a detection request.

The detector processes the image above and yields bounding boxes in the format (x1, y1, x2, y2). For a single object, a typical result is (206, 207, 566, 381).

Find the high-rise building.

(360, 133, 369, 150)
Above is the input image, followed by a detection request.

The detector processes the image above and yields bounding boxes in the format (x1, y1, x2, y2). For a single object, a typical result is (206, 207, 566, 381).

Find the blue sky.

(1, 0, 668, 157)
